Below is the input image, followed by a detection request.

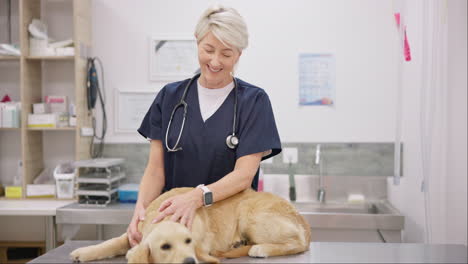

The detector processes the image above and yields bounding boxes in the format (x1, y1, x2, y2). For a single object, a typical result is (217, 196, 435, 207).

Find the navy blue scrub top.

(138, 76, 281, 191)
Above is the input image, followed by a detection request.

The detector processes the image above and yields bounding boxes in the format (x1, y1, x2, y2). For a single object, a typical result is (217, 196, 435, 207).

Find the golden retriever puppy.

(70, 187, 311, 263)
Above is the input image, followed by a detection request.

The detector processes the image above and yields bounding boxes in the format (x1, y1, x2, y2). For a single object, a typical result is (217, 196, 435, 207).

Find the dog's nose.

(183, 257, 196, 264)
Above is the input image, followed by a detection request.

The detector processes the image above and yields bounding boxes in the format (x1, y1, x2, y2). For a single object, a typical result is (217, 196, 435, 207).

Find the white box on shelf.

(33, 103, 51, 114)
(0, 102, 21, 128)
(30, 48, 55, 56)
(45, 95, 68, 113)
(28, 113, 57, 128)
(29, 37, 47, 49)
(0, 103, 11, 127)
(26, 184, 56, 198)
(56, 47, 74, 56)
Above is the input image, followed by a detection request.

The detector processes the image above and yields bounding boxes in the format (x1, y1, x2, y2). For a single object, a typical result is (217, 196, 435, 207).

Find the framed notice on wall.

(298, 53, 336, 106)
(149, 36, 199, 81)
(114, 90, 156, 133)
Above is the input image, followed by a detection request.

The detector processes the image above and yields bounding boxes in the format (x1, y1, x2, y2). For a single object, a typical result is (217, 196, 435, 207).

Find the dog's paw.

(70, 247, 95, 262)
(248, 245, 269, 258)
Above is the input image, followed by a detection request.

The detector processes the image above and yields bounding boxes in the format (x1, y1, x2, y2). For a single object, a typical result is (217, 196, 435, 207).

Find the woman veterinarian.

(127, 5, 282, 247)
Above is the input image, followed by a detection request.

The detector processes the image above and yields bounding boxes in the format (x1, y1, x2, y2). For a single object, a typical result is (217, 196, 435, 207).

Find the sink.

(262, 174, 404, 242)
(290, 200, 404, 242)
(292, 201, 394, 215)
(293, 202, 376, 214)
(292, 200, 403, 229)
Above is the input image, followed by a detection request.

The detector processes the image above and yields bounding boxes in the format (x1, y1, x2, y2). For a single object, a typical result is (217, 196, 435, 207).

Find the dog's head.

(126, 221, 197, 264)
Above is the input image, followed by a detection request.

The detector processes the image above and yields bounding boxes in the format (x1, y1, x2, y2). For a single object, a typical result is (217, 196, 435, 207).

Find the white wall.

(387, 0, 467, 245)
(91, 0, 398, 143)
(446, 0, 467, 246)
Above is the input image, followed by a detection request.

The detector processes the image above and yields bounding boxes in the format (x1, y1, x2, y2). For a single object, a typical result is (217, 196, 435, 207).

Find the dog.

(70, 187, 311, 263)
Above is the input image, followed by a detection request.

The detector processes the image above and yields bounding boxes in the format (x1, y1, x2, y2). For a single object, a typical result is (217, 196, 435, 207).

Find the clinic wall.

(387, 0, 467, 245)
(90, 0, 398, 143)
(446, 0, 467, 246)
(386, 0, 427, 244)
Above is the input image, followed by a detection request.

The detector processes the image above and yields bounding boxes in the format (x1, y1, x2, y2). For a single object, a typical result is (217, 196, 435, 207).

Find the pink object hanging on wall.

(394, 13, 412, 61)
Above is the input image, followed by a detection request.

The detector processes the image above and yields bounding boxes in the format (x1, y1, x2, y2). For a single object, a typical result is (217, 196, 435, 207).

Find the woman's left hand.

(151, 189, 203, 230)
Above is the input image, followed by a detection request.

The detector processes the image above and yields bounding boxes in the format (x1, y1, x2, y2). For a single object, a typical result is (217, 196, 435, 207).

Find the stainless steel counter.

(56, 201, 404, 242)
(29, 240, 467, 263)
(56, 202, 134, 225)
(56, 201, 404, 229)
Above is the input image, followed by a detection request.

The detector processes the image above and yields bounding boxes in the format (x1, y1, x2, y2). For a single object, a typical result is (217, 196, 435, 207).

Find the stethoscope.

(165, 73, 239, 152)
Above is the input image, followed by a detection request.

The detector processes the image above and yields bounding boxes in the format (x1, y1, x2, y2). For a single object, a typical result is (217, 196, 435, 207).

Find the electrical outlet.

(81, 127, 94, 137)
(282, 147, 298, 163)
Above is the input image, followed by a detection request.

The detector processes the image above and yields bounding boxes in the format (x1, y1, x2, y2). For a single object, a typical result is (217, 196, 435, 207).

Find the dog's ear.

(126, 243, 151, 263)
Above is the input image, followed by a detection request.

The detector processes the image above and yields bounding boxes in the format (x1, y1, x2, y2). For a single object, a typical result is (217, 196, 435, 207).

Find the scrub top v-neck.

(138, 76, 281, 192)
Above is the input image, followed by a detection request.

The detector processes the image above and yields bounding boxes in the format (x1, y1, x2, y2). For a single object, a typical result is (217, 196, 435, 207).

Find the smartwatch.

(196, 184, 213, 207)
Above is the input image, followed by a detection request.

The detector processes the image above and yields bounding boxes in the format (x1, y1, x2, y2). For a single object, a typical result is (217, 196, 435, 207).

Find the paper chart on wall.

(298, 53, 335, 106)
(115, 90, 155, 133)
(150, 38, 199, 81)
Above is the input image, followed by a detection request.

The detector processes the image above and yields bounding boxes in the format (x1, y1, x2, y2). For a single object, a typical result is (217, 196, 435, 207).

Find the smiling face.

(197, 31, 241, 89)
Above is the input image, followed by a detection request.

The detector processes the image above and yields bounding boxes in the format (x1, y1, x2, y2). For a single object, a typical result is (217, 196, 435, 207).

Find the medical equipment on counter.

(165, 73, 239, 152)
(86, 57, 107, 158)
(74, 158, 125, 207)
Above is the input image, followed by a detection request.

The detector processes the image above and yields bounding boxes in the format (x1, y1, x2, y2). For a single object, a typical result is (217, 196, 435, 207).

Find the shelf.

(0, 128, 21, 131)
(0, 0, 92, 199)
(0, 55, 20, 61)
(27, 127, 76, 131)
(0, 196, 76, 202)
(25, 56, 74, 61)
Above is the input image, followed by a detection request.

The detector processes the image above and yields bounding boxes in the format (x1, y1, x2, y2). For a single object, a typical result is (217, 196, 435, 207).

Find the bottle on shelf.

(13, 160, 23, 187)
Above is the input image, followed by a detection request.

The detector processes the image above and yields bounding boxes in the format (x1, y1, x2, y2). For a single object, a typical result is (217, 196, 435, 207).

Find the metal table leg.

(45, 216, 57, 252)
(97, 224, 103, 240)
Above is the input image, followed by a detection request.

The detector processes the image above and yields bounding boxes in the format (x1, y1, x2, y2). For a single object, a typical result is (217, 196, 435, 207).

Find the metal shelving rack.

(74, 158, 126, 207)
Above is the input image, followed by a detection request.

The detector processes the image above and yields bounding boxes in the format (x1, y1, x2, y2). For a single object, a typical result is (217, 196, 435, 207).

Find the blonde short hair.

(194, 4, 249, 52)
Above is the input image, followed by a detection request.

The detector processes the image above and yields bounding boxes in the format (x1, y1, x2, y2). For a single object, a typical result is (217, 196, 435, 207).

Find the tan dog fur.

(70, 187, 311, 263)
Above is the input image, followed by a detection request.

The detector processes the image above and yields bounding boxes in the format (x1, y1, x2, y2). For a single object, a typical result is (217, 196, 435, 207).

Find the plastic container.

(13, 160, 23, 186)
(118, 184, 139, 203)
(54, 163, 75, 199)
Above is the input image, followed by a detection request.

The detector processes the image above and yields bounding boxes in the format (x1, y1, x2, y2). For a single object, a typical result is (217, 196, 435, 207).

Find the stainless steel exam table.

(29, 240, 467, 263)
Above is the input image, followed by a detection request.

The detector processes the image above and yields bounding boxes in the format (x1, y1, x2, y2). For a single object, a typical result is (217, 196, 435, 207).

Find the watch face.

(204, 192, 213, 206)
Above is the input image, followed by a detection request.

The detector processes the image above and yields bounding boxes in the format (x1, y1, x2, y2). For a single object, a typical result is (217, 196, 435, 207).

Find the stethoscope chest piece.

(226, 134, 239, 149)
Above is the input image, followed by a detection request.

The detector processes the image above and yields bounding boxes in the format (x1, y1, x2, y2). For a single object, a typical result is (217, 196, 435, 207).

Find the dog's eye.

(185, 238, 191, 244)
(161, 243, 171, 250)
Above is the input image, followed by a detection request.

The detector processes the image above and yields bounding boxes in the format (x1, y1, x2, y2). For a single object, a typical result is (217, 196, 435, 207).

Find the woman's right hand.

(127, 205, 146, 248)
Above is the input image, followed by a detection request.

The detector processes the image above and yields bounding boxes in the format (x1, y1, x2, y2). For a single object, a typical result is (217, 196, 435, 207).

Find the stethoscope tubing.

(165, 73, 238, 152)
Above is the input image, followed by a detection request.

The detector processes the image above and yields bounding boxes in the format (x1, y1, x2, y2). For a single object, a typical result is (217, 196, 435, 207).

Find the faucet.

(316, 144, 326, 203)
(288, 159, 296, 202)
